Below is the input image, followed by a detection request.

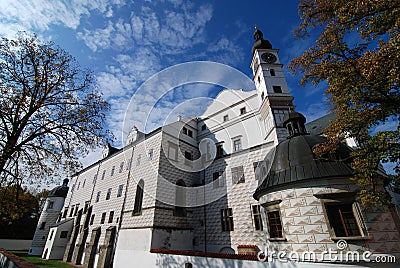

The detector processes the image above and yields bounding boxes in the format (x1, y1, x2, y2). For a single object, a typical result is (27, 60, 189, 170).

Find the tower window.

(133, 180, 144, 215)
(240, 107, 246, 115)
(39, 222, 46, 230)
(221, 208, 234, 231)
(216, 144, 224, 157)
(270, 69, 276, 76)
(174, 180, 186, 217)
(324, 203, 364, 237)
(273, 86, 282, 93)
(267, 210, 283, 238)
(213, 171, 225, 188)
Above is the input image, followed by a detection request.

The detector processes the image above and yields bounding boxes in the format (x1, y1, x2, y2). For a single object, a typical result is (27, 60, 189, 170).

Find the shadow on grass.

(10, 251, 75, 268)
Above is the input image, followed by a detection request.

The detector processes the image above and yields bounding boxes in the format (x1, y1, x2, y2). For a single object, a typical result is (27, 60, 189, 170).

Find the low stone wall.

(0, 249, 37, 268)
(0, 240, 32, 251)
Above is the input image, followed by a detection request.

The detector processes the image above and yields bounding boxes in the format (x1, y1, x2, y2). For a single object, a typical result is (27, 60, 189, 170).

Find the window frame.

(221, 208, 234, 232)
(233, 138, 242, 152)
(318, 195, 368, 240)
(251, 205, 263, 231)
(231, 166, 245, 184)
(262, 200, 285, 241)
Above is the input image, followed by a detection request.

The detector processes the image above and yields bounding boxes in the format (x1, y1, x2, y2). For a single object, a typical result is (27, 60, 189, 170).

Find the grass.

(10, 251, 76, 268)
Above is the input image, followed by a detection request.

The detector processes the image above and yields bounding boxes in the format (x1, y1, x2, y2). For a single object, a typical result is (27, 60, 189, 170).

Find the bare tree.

(0, 32, 111, 188)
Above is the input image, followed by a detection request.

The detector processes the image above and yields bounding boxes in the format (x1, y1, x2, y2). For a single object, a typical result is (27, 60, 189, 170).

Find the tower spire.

(252, 25, 272, 53)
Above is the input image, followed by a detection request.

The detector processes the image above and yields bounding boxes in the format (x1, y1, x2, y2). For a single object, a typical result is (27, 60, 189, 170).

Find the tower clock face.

(261, 52, 277, 63)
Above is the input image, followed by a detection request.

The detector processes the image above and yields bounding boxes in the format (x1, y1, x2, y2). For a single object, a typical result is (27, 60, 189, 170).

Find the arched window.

(174, 180, 186, 217)
(133, 180, 144, 215)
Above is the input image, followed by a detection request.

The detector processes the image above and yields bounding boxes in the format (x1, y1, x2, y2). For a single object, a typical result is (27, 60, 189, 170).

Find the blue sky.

(0, 0, 329, 166)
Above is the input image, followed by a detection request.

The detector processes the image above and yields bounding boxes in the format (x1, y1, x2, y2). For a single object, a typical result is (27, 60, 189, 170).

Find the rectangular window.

(223, 115, 229, 122)
(183, 127, 188, 135)
(101, 170, 106, 180)
(126, 158, 132, 170)
(69, 206, 74, 217)
(47, 201, 54, 210)
(216, 144, 224, 157)
(110, 166, 115, 176)
(168, 142, 178, 161)
(108, 211, 114, 223)
(62, 208, 68, 218)
(39, 222, 46, 230)
(252, 205, 263, 231)
(188, 129, 193, 137)
(325, 203, 361, 237)
(221, 208, 234, 231)
(213, 171, 225, 188)
(84, 201, 90, 214)
(201, 124, 206, 131)
(148, 149, 153, 160)
(119, 162, 124, 173)
(90, 214, 95, 225)
(233, 138, 242, 152)
(267, 211, 283, 238)
(117, 184, 124, 197)
(93, 174, 97, 184)
(272, 85, 282, 93)
(240, 107, 246, 115)
(96, 191, 101, 202)
(136, 154, 141, 166)
(60, 231, 68, 238)
(82, 179, 86, 188)
(77, 181, 80, 190)
(74, 204, 79, 216)
(100, 212, 106, 224)
(106, 188, 112, 200)
(184, 151, 192, 166)
(270, 69, 276, 76)
(231, 166, 245, 184)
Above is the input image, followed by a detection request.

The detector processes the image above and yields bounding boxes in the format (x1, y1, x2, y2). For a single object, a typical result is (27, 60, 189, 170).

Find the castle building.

(30, 28, 400, 267)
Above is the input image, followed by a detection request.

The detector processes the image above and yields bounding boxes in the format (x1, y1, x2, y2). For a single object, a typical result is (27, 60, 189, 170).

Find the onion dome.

(252, 26, 272, 54)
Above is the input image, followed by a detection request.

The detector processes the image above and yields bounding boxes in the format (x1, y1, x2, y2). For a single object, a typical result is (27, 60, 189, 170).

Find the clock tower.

(250, 26, 294, 144)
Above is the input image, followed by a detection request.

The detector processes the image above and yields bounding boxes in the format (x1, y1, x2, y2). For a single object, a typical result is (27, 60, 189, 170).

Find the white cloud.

(0, 0, 124, 37)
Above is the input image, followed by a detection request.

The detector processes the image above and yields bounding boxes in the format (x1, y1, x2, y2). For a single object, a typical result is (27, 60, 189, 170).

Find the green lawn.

(10, 251, 76, 268)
